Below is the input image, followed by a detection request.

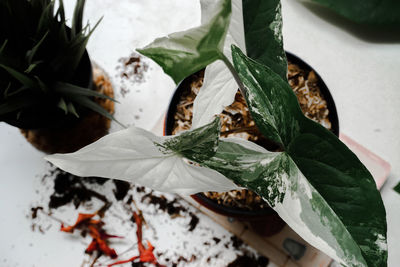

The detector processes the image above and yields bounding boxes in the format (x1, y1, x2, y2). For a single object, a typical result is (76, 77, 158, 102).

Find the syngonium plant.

(45, 0, 387, 266)
(0, 0, 115, 129)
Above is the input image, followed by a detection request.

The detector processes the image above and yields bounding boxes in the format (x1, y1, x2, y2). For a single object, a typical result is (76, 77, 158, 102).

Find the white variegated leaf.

(192, 0, 246, 128)
(202, 138, 367, 267)
(192, 60, 238, 128)
(230, 45, 387, 267)
(45, 126, 239, 194)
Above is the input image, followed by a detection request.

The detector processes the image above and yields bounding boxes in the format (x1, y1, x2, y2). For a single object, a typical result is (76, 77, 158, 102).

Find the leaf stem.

(219, 53, 247, 96)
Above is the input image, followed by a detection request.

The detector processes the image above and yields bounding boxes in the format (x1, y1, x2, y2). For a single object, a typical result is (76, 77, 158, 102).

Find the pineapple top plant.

(0, 0, 114, 129)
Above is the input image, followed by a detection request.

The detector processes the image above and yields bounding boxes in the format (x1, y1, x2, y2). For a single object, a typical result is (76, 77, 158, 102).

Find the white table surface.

(1, 0, 399, 266)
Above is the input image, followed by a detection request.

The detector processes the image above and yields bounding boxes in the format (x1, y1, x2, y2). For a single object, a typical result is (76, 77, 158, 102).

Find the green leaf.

(70, 95, 123, 127)
(27, 31, 49, 64)
(57, 98, 68, 114)
(308, 0, 400, 25)
(24, 63, 37, 74)
(72, 0, 86, 36)
(34, 76, 49, 92)
(0, 64, 38, 89)
(202, 138, 286, 195)
(137, 0, 232, 84)
(231, 45, 387, 267)
(37, 1, 55, 34)
(4, 85, 29, 98)
(232, 45, 300, 147)
(201, 139, 370, 267)
(288, 128, 387, 267)
(3, 82, 11, 98)
(70, 95, 112, 119)
(157, 117, 221, 162)
(54, 82, 117, 102)
(67, 102, 79, 118)
(394, 182, 400, 194)
(86, 16, 103, 39)
(0, 95, 36, 115)
(0, 39, 8, 54)
(243, 0, 287, 80)
(55, 0, 66, 24)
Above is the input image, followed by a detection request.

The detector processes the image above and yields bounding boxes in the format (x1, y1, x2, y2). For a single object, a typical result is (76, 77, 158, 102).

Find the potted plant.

(0, 0, 117, 153)
(164, 51, 340, 237)
(46, 0, 387, 266)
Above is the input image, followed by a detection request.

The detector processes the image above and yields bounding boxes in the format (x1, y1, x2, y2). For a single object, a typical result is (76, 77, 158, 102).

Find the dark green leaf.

(393, 182, 400, 194)
(0, 39, 8, 54)
(200, 137, 370, 267)
(16, 110, 22, 120)
(231, 45, 387, 267)
(67, 102, 79, 118)
(0, 64, 38, 89)
(55, 0, 66, 24)
(3, 82, 11, 98)
(202, 138, 285, 197)
(137, 0, 232, 84)
(0, 95, 36, 115)
(87, 16, 103, 39)
(24, 63, 37, 74)
(57, 97, 68, 114)
(4, 85, 29, 98)
(308, 0, 400, 25)
(27, 31, 49, 64)
(70, 95, 123, 127)
(58, 23, 69, 49)
(72, 0, 86, 36)
(54, 82, 117, 102)
(288, 126, 387, 267)
(34, 76, 48, 92)
(231, 45, 301, 147)
(157, 117, 221, 162)
(243, 0, 287, 80)
(37, 1, 55, 34)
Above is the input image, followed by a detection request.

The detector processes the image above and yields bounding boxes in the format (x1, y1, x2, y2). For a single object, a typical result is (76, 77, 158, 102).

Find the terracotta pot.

(164, 52, 339, 236)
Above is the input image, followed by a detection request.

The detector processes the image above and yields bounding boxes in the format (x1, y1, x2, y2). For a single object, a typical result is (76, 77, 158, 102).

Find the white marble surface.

(1, 0, 400, 266)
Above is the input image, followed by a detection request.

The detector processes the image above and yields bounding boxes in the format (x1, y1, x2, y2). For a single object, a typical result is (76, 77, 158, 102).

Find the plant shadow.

(301, 2, 400, 44)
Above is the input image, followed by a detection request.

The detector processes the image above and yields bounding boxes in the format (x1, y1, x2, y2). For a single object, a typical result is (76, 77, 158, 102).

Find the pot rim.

(164, 51, 340, 219)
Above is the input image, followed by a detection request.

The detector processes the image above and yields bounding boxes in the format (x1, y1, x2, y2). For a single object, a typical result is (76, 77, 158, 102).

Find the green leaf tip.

(57, 98, 68, 114)
(137, 0, 232, 84)
(242, 0, 287, 80)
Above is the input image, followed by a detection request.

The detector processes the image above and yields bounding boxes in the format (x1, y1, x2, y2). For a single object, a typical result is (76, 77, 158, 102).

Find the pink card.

(340, 134, 391, 189)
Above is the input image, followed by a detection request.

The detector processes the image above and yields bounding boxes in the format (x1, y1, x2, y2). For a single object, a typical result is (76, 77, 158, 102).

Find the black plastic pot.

(286, 52, 339, 136)
(164, 52, 339, 236)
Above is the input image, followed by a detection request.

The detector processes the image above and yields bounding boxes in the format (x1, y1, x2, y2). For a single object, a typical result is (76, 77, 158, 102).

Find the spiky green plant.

(0, 0, 115, 128)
